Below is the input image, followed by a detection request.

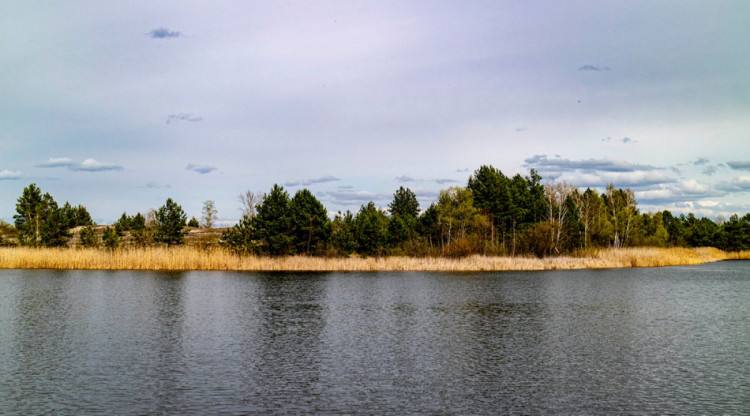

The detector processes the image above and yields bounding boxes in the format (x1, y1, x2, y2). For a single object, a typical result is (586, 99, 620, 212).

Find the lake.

(0, 262, 748, 414)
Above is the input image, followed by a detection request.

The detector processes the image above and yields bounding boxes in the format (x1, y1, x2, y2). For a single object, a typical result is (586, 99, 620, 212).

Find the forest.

(2, 165, 749, 257)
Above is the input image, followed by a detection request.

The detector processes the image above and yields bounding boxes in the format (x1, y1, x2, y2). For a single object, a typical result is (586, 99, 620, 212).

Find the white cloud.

(0, 169, 23, 180)
(36, 157, 75, 168)
(73, 159, 123, 172)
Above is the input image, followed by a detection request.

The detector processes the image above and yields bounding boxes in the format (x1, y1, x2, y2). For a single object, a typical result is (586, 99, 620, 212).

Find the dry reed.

(0, 246, 746, 272)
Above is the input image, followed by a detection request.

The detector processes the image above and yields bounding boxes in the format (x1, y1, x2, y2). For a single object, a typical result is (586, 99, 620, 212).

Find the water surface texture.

(1, 262, 748, 414)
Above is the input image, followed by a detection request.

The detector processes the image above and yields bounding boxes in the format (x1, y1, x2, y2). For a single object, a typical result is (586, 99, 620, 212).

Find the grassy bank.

(0, 246, 747, 272)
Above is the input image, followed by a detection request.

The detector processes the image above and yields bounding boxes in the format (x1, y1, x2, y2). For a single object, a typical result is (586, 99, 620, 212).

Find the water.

(0, 262, 748, 414)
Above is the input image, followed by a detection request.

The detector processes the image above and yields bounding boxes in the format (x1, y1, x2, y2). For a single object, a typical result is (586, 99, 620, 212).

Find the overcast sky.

(1, 1, 749, 225)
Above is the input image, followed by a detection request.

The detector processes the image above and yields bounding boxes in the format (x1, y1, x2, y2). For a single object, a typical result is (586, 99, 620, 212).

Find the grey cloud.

(140, 181, 171, 189)
(523, 154, 657, 173)
(149, 28, 181, 38)
(71, 159, 123, 172)
(578, 65, 610, 71)
(395, 175, 416, 182)
(37, 157, 122, 172)
(186, 163, 217, 174)
(284, 175, 340, 187)
(515, 127, 528, 132)
(702, 166, 718, 176)
(0, 169, 23, 180)
(716, 176, 750, 192)
(166, 113, 202, 124)
(570, 171, 676, 189)
(601, 137, 611, 142)
(727, 161, 750, 171)
(622, 137, 635, 144)
(636, 180, 726, 204)
(434, 178, 458, 184)
(456, 168, 469, 173)
(693, 157, 710, 166)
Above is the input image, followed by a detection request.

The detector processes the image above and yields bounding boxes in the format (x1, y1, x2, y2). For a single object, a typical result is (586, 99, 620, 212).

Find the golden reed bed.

(0, 246, 747, 272)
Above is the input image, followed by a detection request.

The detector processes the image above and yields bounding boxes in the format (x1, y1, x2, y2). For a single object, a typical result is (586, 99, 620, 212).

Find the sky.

(1, 0, 749, 225)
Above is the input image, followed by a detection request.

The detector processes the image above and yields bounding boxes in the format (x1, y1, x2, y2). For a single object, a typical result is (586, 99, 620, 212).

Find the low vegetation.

(0, 246, 747, 272)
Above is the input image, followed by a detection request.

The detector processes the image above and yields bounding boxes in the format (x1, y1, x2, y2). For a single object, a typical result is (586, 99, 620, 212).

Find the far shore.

(0, 246, 747, 272)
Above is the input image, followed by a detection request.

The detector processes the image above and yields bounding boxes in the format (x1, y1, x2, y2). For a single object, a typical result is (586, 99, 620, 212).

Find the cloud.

(601, 137, 612, 142)
(702, 165, 718, 176)
(36, 157, 75, 168)
(434, 178, 458, 184)
(692, 157, 709, 166)
(37, 157, 122, 172)
(456, 168, 469, 173)
(569, 171, 676, 189)
(578, 64, 610, 71)
(71, 159, 123, 172)
(140, 181, 171, 189)
(186, 163, 217, 174)
(727, 161, 750, 171)
(621, 137, 638, 144)
(515, 127, 528, 132)
(284, 175, 340, 186)
(166, 113, 202, 124)
(149, 28, 181, 38)
(636, 179, 726, 204)
(523, 154, 657, 173)
(0, 169, 23, 180)
(318, 190, 390, 206)
(716, 176, 750, 192)
(395, 175, 416, 182)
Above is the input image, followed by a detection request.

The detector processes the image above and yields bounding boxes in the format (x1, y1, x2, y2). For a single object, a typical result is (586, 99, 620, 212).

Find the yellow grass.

(0, 246, 747, 272)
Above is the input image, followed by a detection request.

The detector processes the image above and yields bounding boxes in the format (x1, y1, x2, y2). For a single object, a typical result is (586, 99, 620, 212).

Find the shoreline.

(0, 246, 747, 272)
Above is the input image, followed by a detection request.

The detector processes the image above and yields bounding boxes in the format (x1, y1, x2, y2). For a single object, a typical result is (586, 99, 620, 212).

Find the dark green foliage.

(417, 203, 441, 249)
(355, 202, 388, 256)
(61, 202, 94, 229)
(79, 225, 99, 248)
(388, 187, 420, 219)
(289, 189, 331, 255)
(102, 227, 119, 250)
(114, 212, 131, 235)
(13, 184, 71, 247)
(253, 184, 293, 255)
(131, 213, 146, 230)
(220, 214, 255, 253)
(331, 211, 356, 255)
(188, 217, 200, 227)
(153, 198, 188, 246)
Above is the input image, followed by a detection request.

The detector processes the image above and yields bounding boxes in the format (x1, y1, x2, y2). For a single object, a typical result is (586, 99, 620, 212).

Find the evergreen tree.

(220, 214, 255, 253)
(188, 217, 200, 227)
(388, 187, 420, 219)
(153, 198, 188, 246)
(289, 189, 331, 255)
(253, 184, 292, 255)
(103, 227, 120, 250)
(14, 184, 45, 246)
(331, 211, 356, 255)
(355, 202, 388, 256)
(79, 225, 99, 248)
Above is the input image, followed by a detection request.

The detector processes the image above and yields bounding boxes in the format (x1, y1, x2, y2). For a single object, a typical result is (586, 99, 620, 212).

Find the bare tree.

(239, 190, 261, 218)
(201, 200, 217, 228)
(544, 181, 576, 253)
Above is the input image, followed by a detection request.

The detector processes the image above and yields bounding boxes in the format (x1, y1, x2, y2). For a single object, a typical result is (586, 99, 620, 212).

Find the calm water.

(0, 262, 748, 415)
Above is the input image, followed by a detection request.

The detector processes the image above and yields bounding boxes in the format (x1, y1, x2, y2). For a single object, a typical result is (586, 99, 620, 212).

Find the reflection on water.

(0, 263, 749, 414)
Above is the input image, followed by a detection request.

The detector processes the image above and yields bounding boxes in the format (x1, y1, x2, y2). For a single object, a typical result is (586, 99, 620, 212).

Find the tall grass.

(0, 246, 746, 272)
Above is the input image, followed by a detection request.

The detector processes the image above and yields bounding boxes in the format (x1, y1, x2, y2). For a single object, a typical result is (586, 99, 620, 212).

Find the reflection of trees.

(250, 272, 328, 412)
(144, 272, 187, 414)
(5, 270, 76, 413)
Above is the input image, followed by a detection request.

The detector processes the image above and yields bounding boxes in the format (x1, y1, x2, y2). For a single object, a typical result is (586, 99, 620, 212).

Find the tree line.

(2, 165, 749, 255)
